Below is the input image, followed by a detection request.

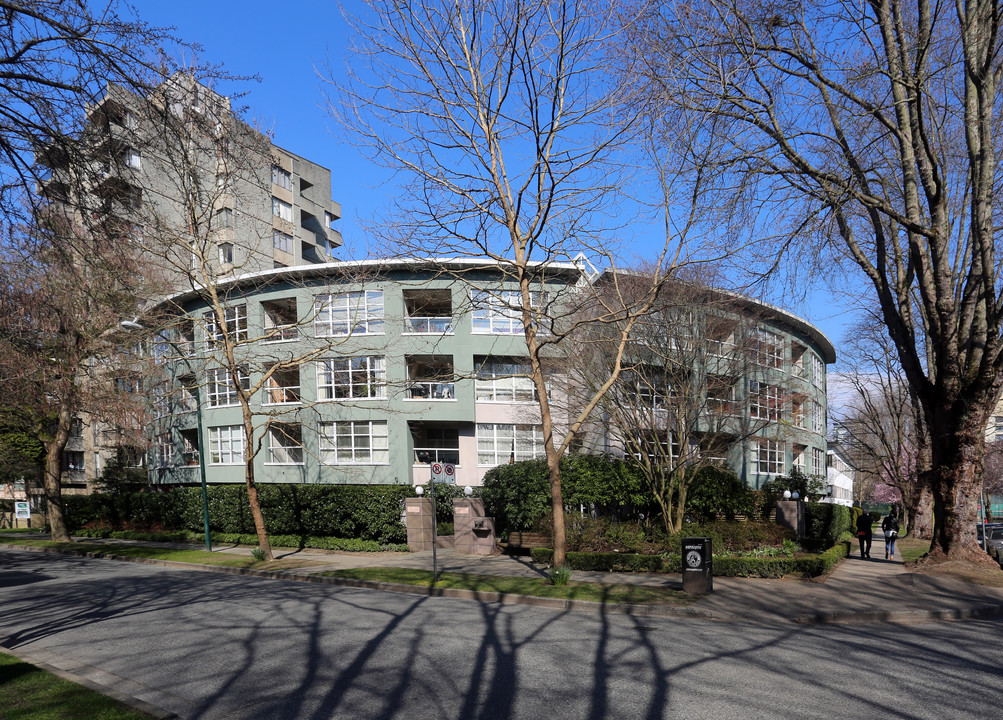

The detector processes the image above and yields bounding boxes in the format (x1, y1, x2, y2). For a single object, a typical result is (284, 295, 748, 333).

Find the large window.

(317, 356, 386, 400)
(811, 354, 825, 387)
(477, 423, 544, 466)
(267, 423, 303, 464)
(155, 433, 172, 468)
(752, 328, 784, 368)
(315, 290, 384, 337)
(204, 305, 247, 346)
(272, 229, 292, 253)
(754, 439, 785, 476)
(812, 401, 825, 434)
(812, 447, 825, 475)
(749, 381, 782, 421)
(206, 367, 249, 407)
(319, 420, 389, 464)
(271, 165, 291, 190)
(209, 425, 245, 464)
(272, 196, 292, 221)
(471, 290, 545, 334)
(475, 357, 535, 402)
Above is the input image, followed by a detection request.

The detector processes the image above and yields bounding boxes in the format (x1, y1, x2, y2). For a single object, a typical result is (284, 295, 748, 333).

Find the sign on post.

(431, 463, 456, 484)
(14, 501, 30, 520)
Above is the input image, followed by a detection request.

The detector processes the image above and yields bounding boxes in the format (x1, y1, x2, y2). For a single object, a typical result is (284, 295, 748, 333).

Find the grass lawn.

(896, 534, 929, 564)
(0, 652, 154, 720)
(0, 538, 317, 571)
(320, 567, 693, 605)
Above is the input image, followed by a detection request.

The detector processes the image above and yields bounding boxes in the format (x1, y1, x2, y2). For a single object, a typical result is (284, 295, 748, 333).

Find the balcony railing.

(404, 316, 451, 333)
(407, 381, 454, 400)
(263, 325, 298, 342)
(413, 447, 460, 465)
(264, 386, 301, 404)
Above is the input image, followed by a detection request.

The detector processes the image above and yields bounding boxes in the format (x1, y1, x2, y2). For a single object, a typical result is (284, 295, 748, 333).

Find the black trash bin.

(682, 537, 713, 594)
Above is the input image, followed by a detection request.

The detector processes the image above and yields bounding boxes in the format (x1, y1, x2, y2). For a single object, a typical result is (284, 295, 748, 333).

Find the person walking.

(856, 510, 873, 558)
(882, 511, 900, 559)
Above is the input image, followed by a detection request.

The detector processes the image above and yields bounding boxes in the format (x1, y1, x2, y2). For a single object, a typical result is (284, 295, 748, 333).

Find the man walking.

(856, 510, 873, 559)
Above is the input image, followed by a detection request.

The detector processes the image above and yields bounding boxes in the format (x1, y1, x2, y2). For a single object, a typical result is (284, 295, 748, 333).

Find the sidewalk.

(5, 535, 1003, 624)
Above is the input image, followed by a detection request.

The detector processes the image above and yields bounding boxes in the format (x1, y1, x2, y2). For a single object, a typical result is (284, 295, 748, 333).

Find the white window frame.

(125, 148, 141, 169)
(812, 354, 825, 387)
(471, 290, 545, 335)
(812, 447, 825, 475)
(754, 439, 785, 476)
(206, 367, 249, 407)
(218, 242, 233, 265)
(314, 290, 384, 337)
(319, 420, 389, 465)
(317, 356, 386, 400)
(753, 328, 784, 368)
(267, 423, 304, 465)
(812, 401, 825, 434)
(209, 425, 245, 465)
(272, 229, 292, 253)
(204, 304, 247, 346)
(749, 381, 782, 421)
(477, 423, 544, 466)
(155, 433, 172, 468)
(475, 357, 536, 403)
(272, 196, 292, 221)
(271, 165, 291, 190)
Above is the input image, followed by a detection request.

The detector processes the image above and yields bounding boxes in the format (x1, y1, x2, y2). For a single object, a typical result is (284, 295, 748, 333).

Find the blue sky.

(135, 0, 858, 353)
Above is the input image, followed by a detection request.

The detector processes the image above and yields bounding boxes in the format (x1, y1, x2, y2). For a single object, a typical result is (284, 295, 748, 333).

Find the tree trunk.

(243, 413, 273, 561)
(924, 418, 992, 564)
(909, 485, 934, 540)
(546, 449, 566, 567)
(42, 404, 72, 542)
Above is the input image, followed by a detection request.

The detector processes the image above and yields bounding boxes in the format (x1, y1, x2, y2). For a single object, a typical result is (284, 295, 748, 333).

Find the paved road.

(2, 549, 1001, 720)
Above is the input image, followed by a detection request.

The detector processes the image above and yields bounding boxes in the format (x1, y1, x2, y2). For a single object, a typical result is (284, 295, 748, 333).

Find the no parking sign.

(430, 463, 456, 484)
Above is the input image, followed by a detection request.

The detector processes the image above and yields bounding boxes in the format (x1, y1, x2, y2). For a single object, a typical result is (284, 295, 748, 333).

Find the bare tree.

(836, 319, 932, 537)
(629, 0, 1003, 561)
(0, 213, 151, 540)
(133, 77, 372, 561)
(575, 275, 774, 531)
(324, 0, 716, 567)
(0, 1, 180, 228)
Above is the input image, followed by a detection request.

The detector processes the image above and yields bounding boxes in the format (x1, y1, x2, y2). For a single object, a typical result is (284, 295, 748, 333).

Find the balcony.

(262, 298, 298, 343)
(404, 316, 451, 333)
(413, 447, 460, 465)
(407, 381, 455, 400)
(403, 288, 452, 334)
(406, 355, 454, 401)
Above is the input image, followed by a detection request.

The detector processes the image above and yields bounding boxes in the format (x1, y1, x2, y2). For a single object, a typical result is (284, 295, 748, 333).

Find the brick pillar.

(406, 497, 435, 552)
(454, 498, 495, 555)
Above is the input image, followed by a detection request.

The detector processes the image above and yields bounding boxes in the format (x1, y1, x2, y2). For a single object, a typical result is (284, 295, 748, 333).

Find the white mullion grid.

(314, 290, 384, 337)
(209, 425, 245, 465)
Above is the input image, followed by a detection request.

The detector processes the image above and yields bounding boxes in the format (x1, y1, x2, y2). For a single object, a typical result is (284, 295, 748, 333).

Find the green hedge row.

(64, 484, 421, 545)
(71, 527, 409, 552)
(803, 504, 854, 552)
(530, 540, 852, 578)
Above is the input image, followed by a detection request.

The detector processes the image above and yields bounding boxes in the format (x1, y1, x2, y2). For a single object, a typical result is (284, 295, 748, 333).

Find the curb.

(0, 645, 179, 720)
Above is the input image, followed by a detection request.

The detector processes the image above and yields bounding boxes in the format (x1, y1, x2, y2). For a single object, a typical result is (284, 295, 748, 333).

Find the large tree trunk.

(924, 414, 994, 564)
(910, 485, 934, 540)
(42, 403, 72, 542)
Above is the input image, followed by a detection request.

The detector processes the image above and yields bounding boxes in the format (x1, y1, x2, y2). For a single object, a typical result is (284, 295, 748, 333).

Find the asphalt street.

(1, 549, 1001, 720)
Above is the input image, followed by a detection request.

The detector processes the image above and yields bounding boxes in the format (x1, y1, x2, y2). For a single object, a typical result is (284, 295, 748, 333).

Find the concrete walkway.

(6, 534, 1003, 624)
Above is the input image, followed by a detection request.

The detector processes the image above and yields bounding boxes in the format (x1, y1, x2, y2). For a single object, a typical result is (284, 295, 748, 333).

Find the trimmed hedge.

(72, 527, 410, 552)
(64, 484, 417, 545)
(531, 540, 852, 578)
(803, 504, 853, 552)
